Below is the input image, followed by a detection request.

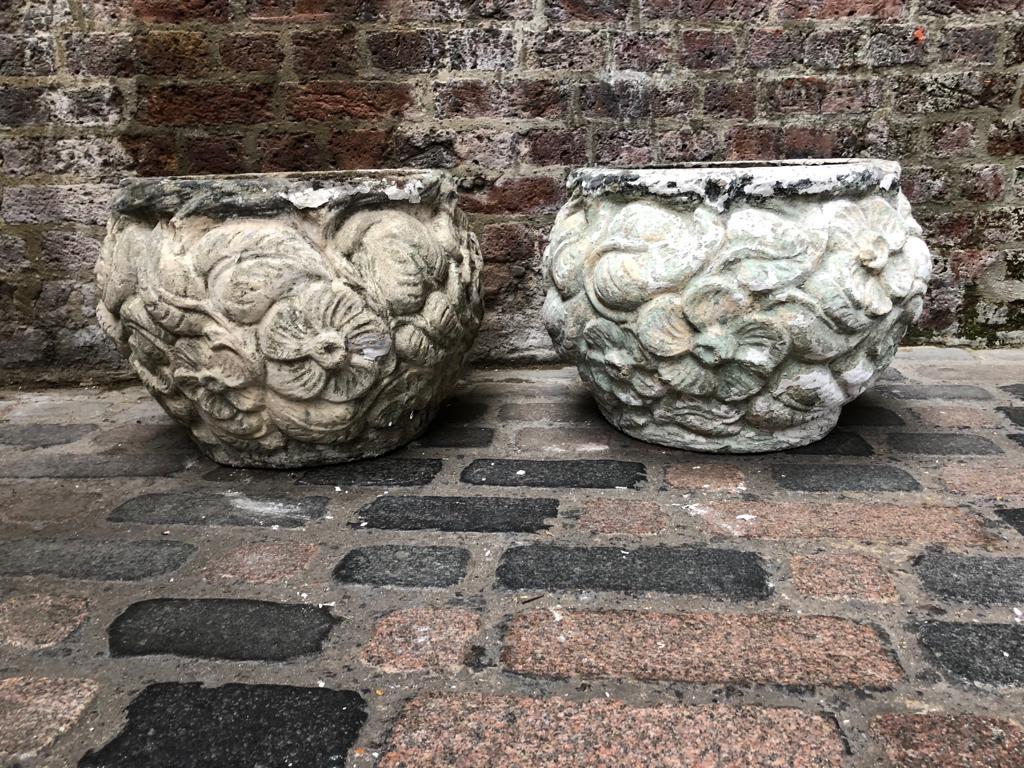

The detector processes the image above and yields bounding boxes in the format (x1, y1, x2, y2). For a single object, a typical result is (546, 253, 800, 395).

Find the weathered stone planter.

(543, 160, 932, 453)
(96, 171, 483, 468)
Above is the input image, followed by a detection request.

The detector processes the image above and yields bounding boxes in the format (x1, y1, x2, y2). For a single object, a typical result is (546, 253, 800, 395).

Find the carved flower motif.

(637, 277, 789, 403)
(257, 281, 395, 404)
(578, 318, 665, 407)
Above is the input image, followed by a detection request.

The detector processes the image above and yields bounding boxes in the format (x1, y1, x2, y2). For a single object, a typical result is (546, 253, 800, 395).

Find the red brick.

(578, 499, 667, 535)
(864, 25, 928, 67)
(776, 0, 904, 19)
(923, 0, 1022, 13)
(958, 165, 1006, 203)
(927, 121, 978, 155)
(460, 175, 564, 214)
(285, 82, 415, 121)
(434, 79, 567, 120)
(363, 607, 479, 672)
(679, 30, 736, 69)
(989, 118, 1024, 157)
(665, 463, 746, 493)
(136, 30, 211, 76)
(203, 542, 317, 584)
(614, 31, 674, 72)
(0, 593, 88, 649)
(139, 84, 273, 126)
(581, 80, 653, 120)
(688, 500, 990, 544)
(871, 713, 1024, 768)
(131, 0, 229, 22)
(940, 26, 998, 64)
(328, 128, 391, 168)
(524, 30, 608, 70)
(122, 132, 178, 176)
(746, 27, 804, 68)
(725, 125, 782, 160)
(658, 127, 722, 162)
(943, 463, 1024, 497)
(180, 134, 250, 174)
(822, 78, 883, 113)
(592, 125, 654, 166)
(804, 28, 861, 69)
(379, 695, 845, 767)
(0, 677, 97, 759)
(292, 28, 360, 75)
(790, 553, 898, 602)
(369, 28, 514, 73)
(547, 0, 629, 21)
(521, 128, 588, 166)
(480, 222, 548, 265)
(763, 77, 827, 114)
(704, 80, 757, 119)
(502, 609, 904, 689)
(219, 34, 283, 72)
(392, 0, 532, 20)
(244, 0, 381, 21)
(63, 32, 135, 76)
(782, 125, 841, 158)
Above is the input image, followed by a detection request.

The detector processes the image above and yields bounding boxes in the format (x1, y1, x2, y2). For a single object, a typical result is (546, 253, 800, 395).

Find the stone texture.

(363, 607, 479, 672)
(544, 162, 930, 453)
(202, 542, 318, 584)
(772, 463, 921, 491)
(879, 384, 993, 401)
(502, 609, 903, 689)
(837, 401, 906, 427)
(790, 553, 898, 602)
(918, 622, 1024, 686)
(95, 171, 482, 468)
(688, 500, 989, 544)
(496, 545, 771, 598)
(0, 423, 96, 447)
(0, 539, 194, 580)
(0, 676, 97, 761)
(356, 495, 558, 532)
(461, 459, 646, 488)
(915, 552, 1024, 604)
(996, 508, 1024, 535)
(413, 425, 494, 448)
(108, 599, 336, 661)
(871, 713, 1024, 768)
(379, 695, 846, 767)
(299, 457, 443, 486)
(664, 462, 746, 492)
(0, 593, 88, 649)
(334, 545, 469, 587)
(109, 492, 328, 528)
(577, 499, 668, 535)
(0, 454, 189, 478)
(913, 405, 999, 428)
(79, 683, 365, 768)
(942, 463, 1024, 496)
(887, 433, 1003, 455)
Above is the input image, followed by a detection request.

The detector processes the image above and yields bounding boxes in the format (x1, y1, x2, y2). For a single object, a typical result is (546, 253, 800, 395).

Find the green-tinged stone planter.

(543, 160, 932, 453)
(96, 171, 483, 468)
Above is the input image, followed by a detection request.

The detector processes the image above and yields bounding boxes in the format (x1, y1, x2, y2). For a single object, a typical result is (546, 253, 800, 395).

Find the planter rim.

(568, 159, 901, 211)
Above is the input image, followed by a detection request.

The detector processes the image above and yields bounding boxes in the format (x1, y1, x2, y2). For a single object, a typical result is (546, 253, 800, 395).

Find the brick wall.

(1, 0, 1022, 384)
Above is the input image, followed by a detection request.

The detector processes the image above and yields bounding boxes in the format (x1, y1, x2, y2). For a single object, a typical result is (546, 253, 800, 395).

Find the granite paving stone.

(362, 607, 480, 672)
(664, 462, 746, 492)
(790, 553, 898, 602)
(996, 508, 1024, 535)
(837, 401, 905, 427)
(0, 593, 88, 649)
(1000, 384, 1024, 399)
(915, 552, 1024, 604)
(433, 397, 488, 425)
(461, 458, 646, 488)
(0, 423, 96, 447)
(298, 457, 443, 486)
(871, 713, 1024, 768)
(202, 543, 318, 584)
(334, 545, 470, 587)
(998, 407, 1024, 427)
(783, 430, 874, 456)
(918, 622, 1024, 686)
(379, 695, 845, 767)
(0, 539, 195, 580)
(577, 499, 667, 535)
(0, 676, 97, 762)
(497, 400, 602, 423)
(496, 545, 771, 599)
(412, 425, 495, 448)
(942, 463, 1024, 496)
(1011, 434, 1024, 449)
(502, 609, 904, 689)
(78, 683, 366, 768)
(355, 495, 558, 532)
(887, 433, 1003, 455)
(0, 454, 190, 477)
(772, 463, 921, 492)
(108, 492, 329, 528)
(108, 599, 337, 661)
(912, 405, 999, 429)
(202, 466, 297, 483)
(878, 384, 993, 401)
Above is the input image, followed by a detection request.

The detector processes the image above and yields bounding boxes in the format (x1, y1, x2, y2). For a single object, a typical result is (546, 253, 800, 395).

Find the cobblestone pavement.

(2, 347, 1024, 767)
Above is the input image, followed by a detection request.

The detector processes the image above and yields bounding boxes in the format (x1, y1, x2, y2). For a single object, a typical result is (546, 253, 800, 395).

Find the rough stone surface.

(379, 695, 846, 767)
(791, 553, 899, 602)
(502, 609, 904, 689)
(879, 384, 993, 401)
(838, 401, 905, 427)
(363, 607, 480, 672)
(664, 462, 746, 492)
(871, 713, 1024, 768)
(334, 545, 469, 587)
(0, 539, 194, 580)
(772, 462, 921, 491)
(887, 432, 1003, 455)
(0, 454, 189, 478)
(997, 508, 1024, 536)
(577, 499, 668, 535)
(0, 423, 96, 447)
(356, 495, 558, 532)
(109, 492, 328, 527)
(95, 171, 483, 468)
(918, 622, 1024, 686)
(497, 545, 770, 598)
(108, 598, 336, 661)
(202, 542, 318, 584)
(299, 457, 443, 486)
(461, 458, 646, 488)
(79, 683, 366, 768)
(784, 430, 875, 456)
(0, 593, 88, 649)
(544, 161, 930, 453)
(0, 677, 97, 762)
(942, 463, 1024, 496)
(915, 553, 1024, 605)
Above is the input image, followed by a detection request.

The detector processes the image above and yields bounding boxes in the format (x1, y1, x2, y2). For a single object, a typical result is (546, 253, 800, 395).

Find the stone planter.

(96, 171, 483, 468)
(543, 160, 932, 453)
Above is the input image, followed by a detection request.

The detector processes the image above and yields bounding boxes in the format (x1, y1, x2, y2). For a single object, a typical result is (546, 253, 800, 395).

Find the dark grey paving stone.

(0, 539, 194, 580)
(108, 492, 328, 528)
(0, 423, 96, 447)
(413, 425, 494, 448)
(915, 552, 1024, 604)
(94, 422, 195, 454)
(877, 368, 908, 382)
(997, 407, 1024, 427)
(0, 453, 189, 478)
(496, 545, 771, 599)
(461, 459, 646, 489)
(356, 495, 557, 532)
(1001, 384, 1024, 400)
(997, 508, 1024, 535)
(887, 433, 1002, 455)
(838, 403, 905, 427)
(772, 463, 921, 492)
(498, 399, 602, 423)
(433, 397, 488, 426)
(877, 384, 993, 401)
(203, 466, 296, 483)
(298, 458, 442, 487)
(108, 599, 336, 661)
(918, 622, 1024, 686)
(1011, 434, 1024, 449)
(784, 430, 874, 456)
(334, 545, 469, 587)
(78, 682, 366, 768)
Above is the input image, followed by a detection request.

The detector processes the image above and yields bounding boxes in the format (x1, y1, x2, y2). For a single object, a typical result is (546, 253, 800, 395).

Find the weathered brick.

(864, 25, 928, 67)
(380, 695, 845, 767)
(614, 31, 674, 72)
(0, 677, 97, 760)
(704, 80, 757, 119)
(368, 28, 514, 72)
(363, 607, 479, 672)
(746, 27, 804, 68)
(292, 27, 360, 74)
(659, 127, 722, 162)
(893, 72, 1017, 113)
(502, 609, 904, 688)
(434, 79, 566, 119)
(460, 175, 564, 214)
(989, 118, 1024, 157)
(244, 0, 382, 22)
(136, 30, 211, 76)
(392, 0, 532, 20)
(254, 130, 324, 172)
(918, 622, 1024, 685)
(679, 30, 736, 69)
(523, 29, 608, 70)
(940, 26, 998, 63)
(791, 553, 898, 602)
(480, 222, 548, 265)
(2, 185, 115, 226)
(725, 125, 782, 160)
(547, 0, 629, 21)
(871, 714, 1024, 768)
(356, 495, 558, 532)
(139, 83, 273, 126)
(592, 125, 655, 165)
(131, 0, 229, 22)
(922, 0, 1022, 13)
(776, 0, 904, 18)
(285, 81, 415, 121)
(804, 28, 861, 69)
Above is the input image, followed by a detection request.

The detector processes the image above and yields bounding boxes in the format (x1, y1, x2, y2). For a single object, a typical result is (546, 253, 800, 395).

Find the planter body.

(543, 161, 932, 453)
(96, 171, 483, 467)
